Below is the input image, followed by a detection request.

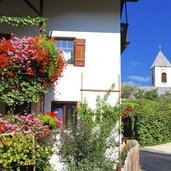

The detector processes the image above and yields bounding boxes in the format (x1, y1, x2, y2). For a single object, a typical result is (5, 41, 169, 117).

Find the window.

(0, 33, 11, 40)
(161, 72, 167, 83)
(55, 38, 85, 67)
(152, 74, 154, 85)
(56, 40, 73, 64)
(51, 101, 77, 128)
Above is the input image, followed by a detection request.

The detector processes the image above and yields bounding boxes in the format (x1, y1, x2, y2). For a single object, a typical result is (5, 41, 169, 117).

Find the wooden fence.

(121, 140, 139, 171)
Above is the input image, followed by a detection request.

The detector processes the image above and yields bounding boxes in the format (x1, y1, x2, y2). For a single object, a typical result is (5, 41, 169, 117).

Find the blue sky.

(121, 0, 171, 86)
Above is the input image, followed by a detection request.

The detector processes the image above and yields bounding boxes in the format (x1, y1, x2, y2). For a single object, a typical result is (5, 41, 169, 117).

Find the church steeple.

(151, 50, 171, 69)
(150, 49, 171, 87)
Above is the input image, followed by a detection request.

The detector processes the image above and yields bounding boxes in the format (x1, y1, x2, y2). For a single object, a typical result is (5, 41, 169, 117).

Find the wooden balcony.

(121, 0, 139, 53)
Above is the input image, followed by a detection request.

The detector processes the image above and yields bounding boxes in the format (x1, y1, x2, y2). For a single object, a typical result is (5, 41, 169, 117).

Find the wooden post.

(40, 93, 44, 113)
(81, 73, 83, 102)
(32, 135, 36, 171)
(118, 74, 121, 156)
(116, 163, 121, 171)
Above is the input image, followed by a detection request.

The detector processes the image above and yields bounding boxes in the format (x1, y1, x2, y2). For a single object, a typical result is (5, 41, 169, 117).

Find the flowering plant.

(0, 112, 61, 135)
(0, 36, 65, 106)
(0, 113, 49, 137)
(0, 112, 61, 170)
(40, 111, 62, 129)
(46, 111, 62, 127)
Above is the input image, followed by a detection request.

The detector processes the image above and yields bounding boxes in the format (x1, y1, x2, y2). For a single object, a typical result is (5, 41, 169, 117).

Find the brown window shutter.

(74, 39, 85, 67)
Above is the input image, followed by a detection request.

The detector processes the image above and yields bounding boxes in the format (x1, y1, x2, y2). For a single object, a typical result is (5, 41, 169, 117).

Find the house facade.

(0, 0, 138, 128)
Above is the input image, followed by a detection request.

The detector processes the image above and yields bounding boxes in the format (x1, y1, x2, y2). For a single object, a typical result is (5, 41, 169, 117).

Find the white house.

(0, 0, 139, 128)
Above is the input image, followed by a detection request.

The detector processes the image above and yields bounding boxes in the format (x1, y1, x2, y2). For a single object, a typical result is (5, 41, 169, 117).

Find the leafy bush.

(40, 112, 61, 130)
(121, 85, 158, 100)
(57, 91, 120, 171)
(121, 98, 171, 146)
(0, 133, 55, 171)
(143, 89, 158, 100)
(121, 84, 136, 99)
(0, 112, 61, 170)
(40, 114, 57, 130)
(0, 133, 52, 171)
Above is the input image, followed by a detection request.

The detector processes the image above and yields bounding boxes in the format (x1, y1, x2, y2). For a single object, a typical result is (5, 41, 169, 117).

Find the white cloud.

(128, 76, 150, 82)
(129, 61, 141, 67)
(122, 81, 141, 86)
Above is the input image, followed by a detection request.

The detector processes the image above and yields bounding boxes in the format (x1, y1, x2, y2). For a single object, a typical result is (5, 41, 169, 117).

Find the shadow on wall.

(45, 0, 120, 33)
(0, 0, 120, 34)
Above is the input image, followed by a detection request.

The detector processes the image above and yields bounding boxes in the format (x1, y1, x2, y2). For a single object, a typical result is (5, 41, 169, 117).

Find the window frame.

(53, 37, 86, 67)
(51, 101, 77, 129)
(161, 72, 167, 83)
(55, 37, 75, 65)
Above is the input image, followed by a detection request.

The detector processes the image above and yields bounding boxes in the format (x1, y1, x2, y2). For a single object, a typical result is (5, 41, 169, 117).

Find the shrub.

(121, 98, 171, 146)
(121, 84, 136, 99)
(57, 91, 120, 171)
(40, 114, 57, 130)
(40, 112, 61, 130)
(121, 85, 158, 100)
(0, 133, 53, 171)
(0, 112, 61, 170)
(0, 132, 56, 171)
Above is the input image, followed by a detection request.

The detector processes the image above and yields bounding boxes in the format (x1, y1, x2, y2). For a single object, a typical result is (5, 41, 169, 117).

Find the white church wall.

(153, 67, 171, 87)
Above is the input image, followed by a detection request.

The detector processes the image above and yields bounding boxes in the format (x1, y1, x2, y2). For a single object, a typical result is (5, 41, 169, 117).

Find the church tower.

(150, 49, 171, 87)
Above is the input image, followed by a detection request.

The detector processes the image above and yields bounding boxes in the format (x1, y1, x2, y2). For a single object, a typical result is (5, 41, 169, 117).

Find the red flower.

(42, 62, 47, 66)
(27, 68, 34, 75)
(9, 71, 14, 77)
(46, 112, 62, 128)
(39, 69, 45, 73)
(0, 36, 66, 106)
(0, 124, 5, 133)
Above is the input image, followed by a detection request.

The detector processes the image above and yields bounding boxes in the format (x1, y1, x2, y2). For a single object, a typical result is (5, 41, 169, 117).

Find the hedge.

(122, 98, 171, 146)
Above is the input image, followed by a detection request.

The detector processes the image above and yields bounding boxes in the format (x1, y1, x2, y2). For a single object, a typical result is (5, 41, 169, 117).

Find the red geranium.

(0, 36, 66, 106)
(46, 111, 62, 128)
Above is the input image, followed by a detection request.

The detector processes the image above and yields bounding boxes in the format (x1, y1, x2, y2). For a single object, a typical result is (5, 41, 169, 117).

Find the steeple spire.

(151, 49, 171, 68)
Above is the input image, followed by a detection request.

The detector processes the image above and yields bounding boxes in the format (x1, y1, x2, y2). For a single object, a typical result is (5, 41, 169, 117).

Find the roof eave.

(126, 0, 139, 2)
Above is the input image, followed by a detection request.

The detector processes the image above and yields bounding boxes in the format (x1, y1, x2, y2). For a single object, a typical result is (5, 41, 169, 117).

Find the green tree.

(121, 85, 158, 100)
(121, 84, 136, 99)
(143, 89, 158, 100)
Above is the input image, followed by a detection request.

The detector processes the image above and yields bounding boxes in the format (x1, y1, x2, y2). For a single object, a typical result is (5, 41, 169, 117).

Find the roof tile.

(151, 51, 171, 68)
